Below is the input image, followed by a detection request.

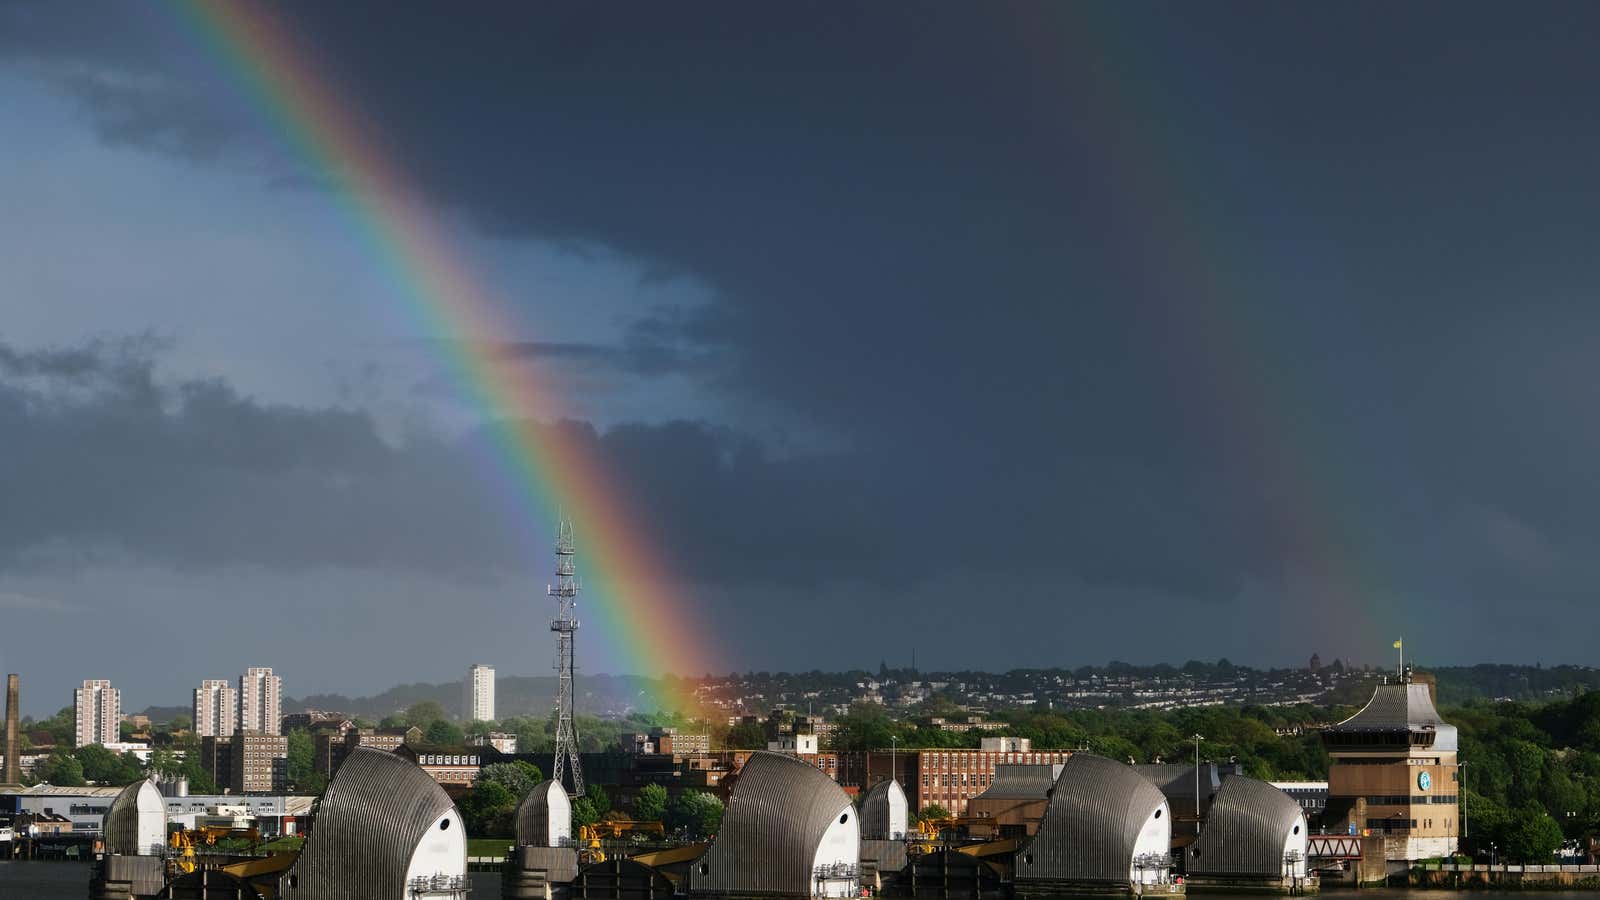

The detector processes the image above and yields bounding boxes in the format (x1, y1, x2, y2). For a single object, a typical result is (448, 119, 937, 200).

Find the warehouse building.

(966, 763, 1063, 838)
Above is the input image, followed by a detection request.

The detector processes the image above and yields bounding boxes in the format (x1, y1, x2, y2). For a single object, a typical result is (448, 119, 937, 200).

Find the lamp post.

(1191, 734, 1205, 834)
(891, 735, 898, 784)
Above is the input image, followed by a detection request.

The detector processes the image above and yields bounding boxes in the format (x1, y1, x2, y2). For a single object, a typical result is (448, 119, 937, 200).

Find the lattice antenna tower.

(548, 518, 585, 794)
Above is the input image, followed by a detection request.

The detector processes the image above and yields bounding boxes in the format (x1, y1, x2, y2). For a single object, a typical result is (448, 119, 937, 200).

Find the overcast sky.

(4, 2, 1599, 716)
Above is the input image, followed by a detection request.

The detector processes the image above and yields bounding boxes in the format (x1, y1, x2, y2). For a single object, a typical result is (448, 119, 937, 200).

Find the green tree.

(586, 783, 611, 816)
(285, 729, 315, 789)
(425, 719, 465, 745)
(478, 761, 544, 797)
(829, 703, 896, 751)
(635, 783, 669, 823)
(572, 797, 602, 830)
(177, 750, 220, 795)
(459, 781, 517, 836)
(1503, 803, 1564, 863)
(169, 713, 193, 733)
(150, 748, 181, 777)
(299, 772, 329, 795)
(666, 790, 723, 839)
(406, 701, 449, 729)
(34, 707, 76, 748)
(35, 752, 86, 787)
(76, 744, 142, 784)
(724, 721, 767, 749)
(918, 804, 952, 821)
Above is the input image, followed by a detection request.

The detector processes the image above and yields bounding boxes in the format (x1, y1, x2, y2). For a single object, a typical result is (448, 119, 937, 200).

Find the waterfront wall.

(1409, 863, 1600, 890)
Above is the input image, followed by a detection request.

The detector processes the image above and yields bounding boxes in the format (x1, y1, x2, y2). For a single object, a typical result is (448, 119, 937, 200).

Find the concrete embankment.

(1406, 863, 1600, 890)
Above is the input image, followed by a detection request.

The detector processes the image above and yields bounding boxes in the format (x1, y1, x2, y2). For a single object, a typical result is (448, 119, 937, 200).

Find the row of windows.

(921, 753, 1067, 766)
(1367, 818, 1417, 832)
(921, 773, 995, 789)
(1364, 794, 1458, 806)
(420, 755, 480, 766)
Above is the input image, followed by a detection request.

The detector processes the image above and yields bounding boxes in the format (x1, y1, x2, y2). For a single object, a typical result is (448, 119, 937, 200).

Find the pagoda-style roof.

(1323, 681, 1457, 751)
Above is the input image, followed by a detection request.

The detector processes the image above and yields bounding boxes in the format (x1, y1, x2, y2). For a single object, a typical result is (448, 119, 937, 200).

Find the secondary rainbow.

(172, 0, 711, 703)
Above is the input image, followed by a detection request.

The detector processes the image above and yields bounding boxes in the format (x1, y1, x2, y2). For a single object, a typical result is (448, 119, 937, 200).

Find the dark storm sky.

(3, 1, 1599, 713)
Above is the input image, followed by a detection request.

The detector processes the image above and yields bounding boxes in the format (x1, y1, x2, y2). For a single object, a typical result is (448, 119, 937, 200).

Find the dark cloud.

(6, 3, 1600, 669)
(0, 337, 517, 571)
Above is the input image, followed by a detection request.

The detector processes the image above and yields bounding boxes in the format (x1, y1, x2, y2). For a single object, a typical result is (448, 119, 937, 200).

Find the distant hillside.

(286, 673, 667, 720)
(1431, 664, 1600, 706)
(265, 662, 1600, 724)
(133, 705, 190, 723)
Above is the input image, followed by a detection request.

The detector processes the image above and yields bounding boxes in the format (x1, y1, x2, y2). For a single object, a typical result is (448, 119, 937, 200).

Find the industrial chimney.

(3, 674, 19, 786)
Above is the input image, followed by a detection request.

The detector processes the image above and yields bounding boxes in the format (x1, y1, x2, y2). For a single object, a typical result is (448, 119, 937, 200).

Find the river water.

(2, 864, 1597, 900)
(0, 861, 501, 898)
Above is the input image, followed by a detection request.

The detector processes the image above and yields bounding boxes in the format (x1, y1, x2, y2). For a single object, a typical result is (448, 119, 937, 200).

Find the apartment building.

(73, 680, 120, 748)
(193, 679, 238, 738)
(231, 730, 289, 794)
(239, 667, 282, 735)
(464, 664, 495, 722)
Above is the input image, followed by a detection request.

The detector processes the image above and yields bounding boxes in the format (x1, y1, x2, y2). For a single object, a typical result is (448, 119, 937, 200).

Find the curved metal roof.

(514, 779, 570, 847)
(1325, 682, 1457, 750)
(1186, 776, 1305, 877)
(975, 764, 1058, 801)
(103, 779, 164, 856)
(858, 778, 906, 840)
(278, 746, 460, 900)
(690, 750, 854, 896)
(1014, 754, 1168, 884)
(1328, 683, 1444, 730)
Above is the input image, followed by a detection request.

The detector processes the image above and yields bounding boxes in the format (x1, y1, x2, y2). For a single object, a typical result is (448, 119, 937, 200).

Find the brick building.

(317, 725, 420, 776)
(833, 738, 1072, 816)
(231, 731, 289, 794)
(394, 744, 484, 790)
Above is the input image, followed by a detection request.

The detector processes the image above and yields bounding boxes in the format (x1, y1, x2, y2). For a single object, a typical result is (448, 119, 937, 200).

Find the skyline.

(8, 649, 1571, 722)
(6, 2, 1600, 708)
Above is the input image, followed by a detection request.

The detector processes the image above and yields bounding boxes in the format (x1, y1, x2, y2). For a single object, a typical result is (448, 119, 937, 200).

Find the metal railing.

(407, 872, 471, 895)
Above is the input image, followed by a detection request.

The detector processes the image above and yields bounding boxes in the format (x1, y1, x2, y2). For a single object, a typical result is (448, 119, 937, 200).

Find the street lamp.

(890, 735, 898, 784)
(1191, 734, 1205, 834)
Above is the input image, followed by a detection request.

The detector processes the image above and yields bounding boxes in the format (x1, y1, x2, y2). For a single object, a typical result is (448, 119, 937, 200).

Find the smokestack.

(3, 674, 18, 786)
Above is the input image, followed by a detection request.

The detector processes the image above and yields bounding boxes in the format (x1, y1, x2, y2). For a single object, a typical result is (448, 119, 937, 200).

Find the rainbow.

(171, 0, 712, 707)
(1015, 5, 1398, 657)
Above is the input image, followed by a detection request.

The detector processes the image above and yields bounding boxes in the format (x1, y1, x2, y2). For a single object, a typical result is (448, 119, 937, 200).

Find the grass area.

(258, 836, 305, 852)
(468, 837, 514, 858)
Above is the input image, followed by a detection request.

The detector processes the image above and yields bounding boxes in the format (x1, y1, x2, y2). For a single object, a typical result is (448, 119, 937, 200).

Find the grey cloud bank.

(4, 2, 1600, 707)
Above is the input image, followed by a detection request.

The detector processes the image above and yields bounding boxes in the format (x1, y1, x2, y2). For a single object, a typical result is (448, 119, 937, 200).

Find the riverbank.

(1405, 865, 1600, 891)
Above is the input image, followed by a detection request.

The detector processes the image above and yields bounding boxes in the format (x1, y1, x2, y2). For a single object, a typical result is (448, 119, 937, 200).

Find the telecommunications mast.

(549, 519, 585, 794)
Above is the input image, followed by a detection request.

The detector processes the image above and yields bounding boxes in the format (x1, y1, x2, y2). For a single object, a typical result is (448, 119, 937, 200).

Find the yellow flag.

(1393, 639, 1403, 649)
